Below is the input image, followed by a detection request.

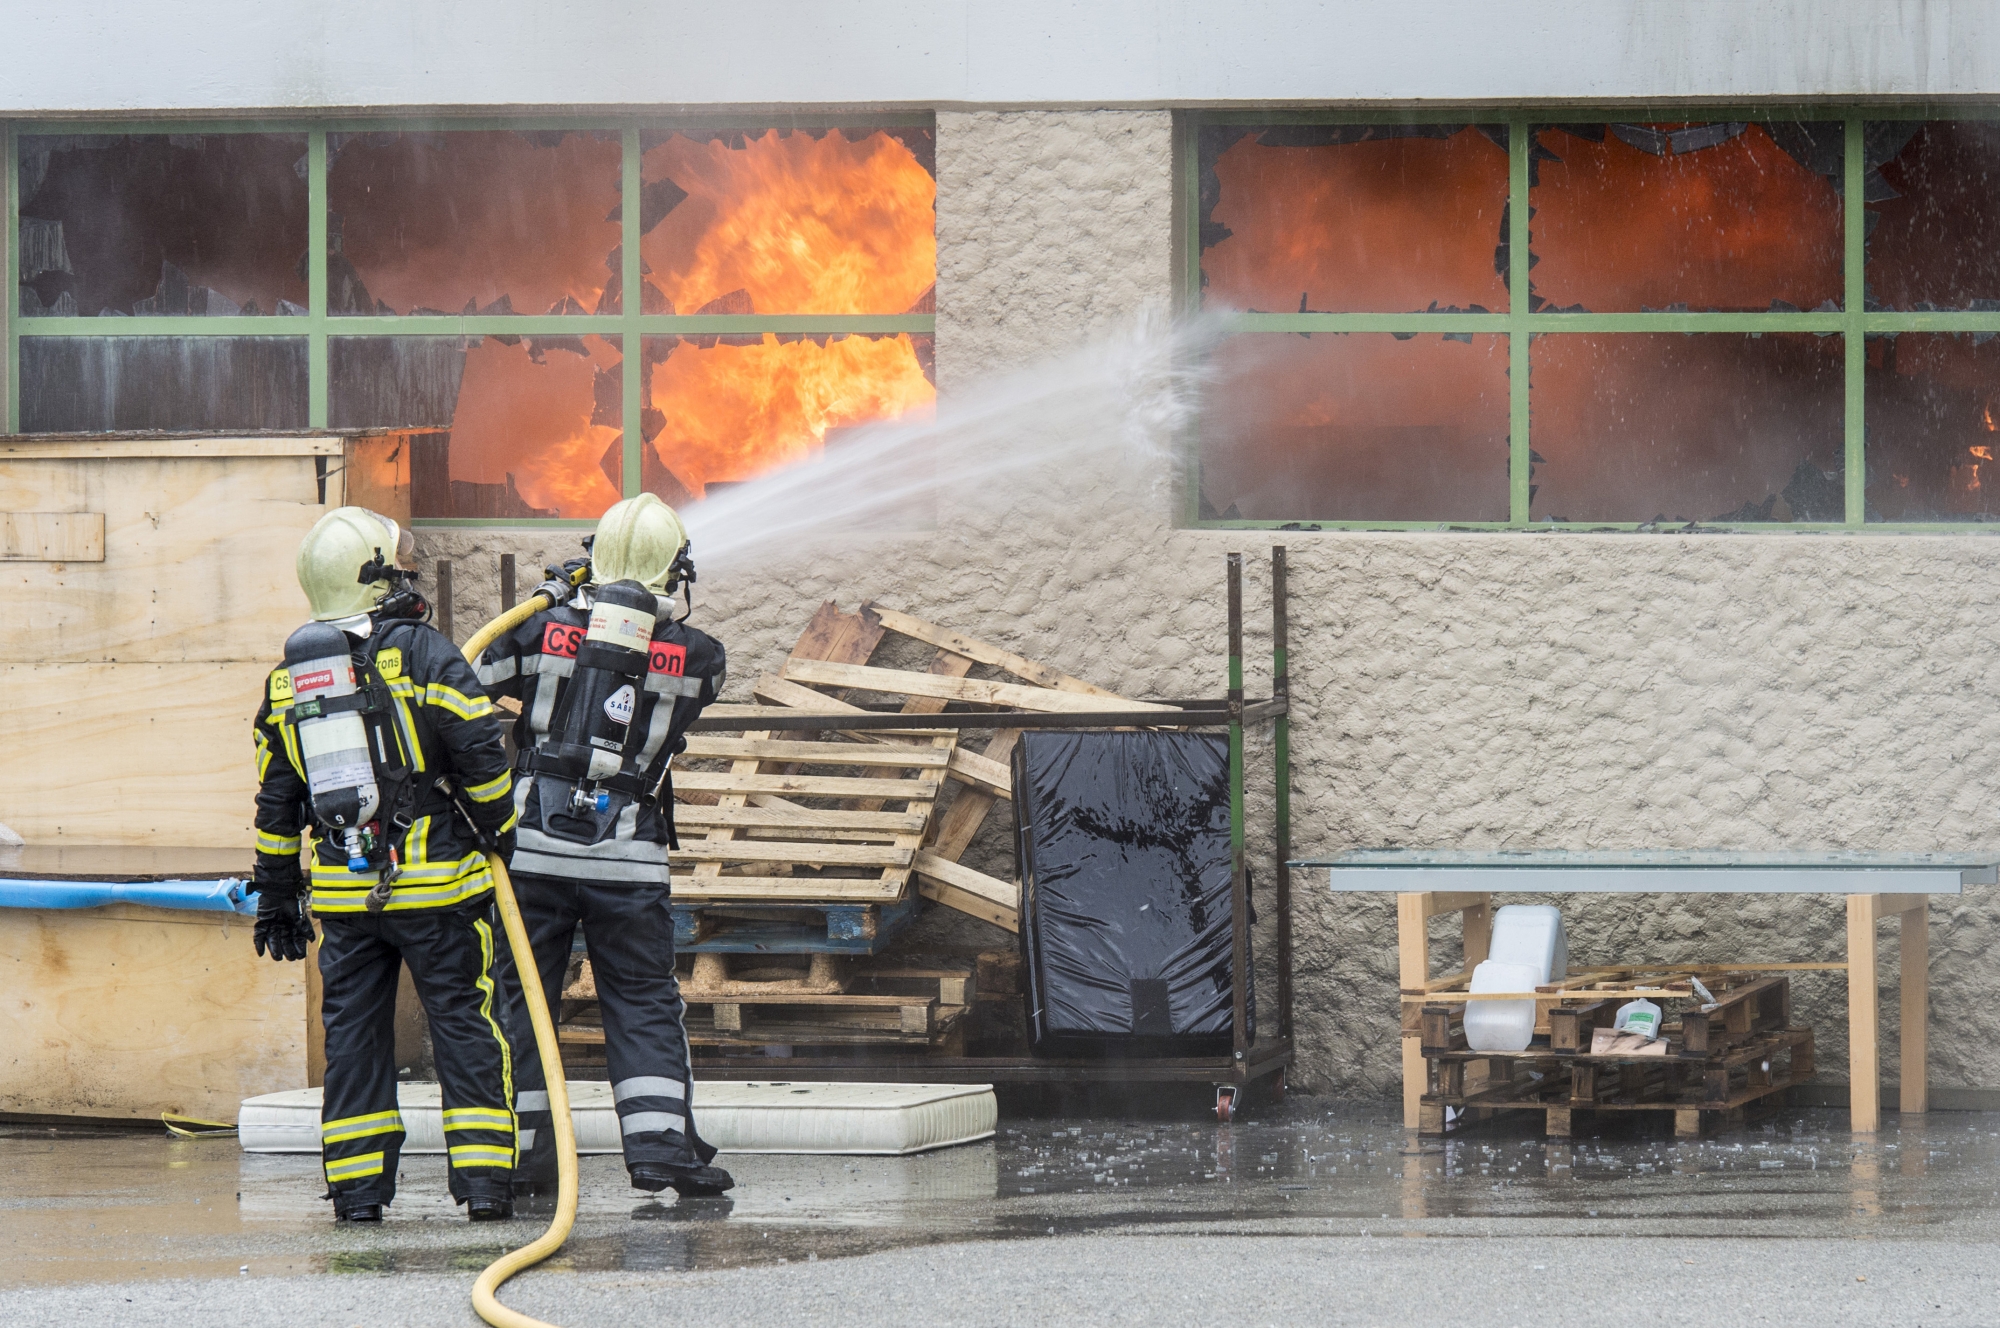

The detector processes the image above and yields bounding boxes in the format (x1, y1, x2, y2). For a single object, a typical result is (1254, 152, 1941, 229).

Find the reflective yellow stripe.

(388, 690, 426, 774)
(472, 917, 516, 1162)
(464, 772, 512, 803)
(254, 729, 274, 781)
(324, 1151, 385, 1181)
(257, 830, 302, 855)
(424, 683, 493, 721)
(498, 806, 520, 833)
(448, 1144, 515, 1169)
(321, 1110, 404, 1143)
(311, 877, 494, 913)
(406, 816, 431, 868)
(443, 1107, 514, 1130)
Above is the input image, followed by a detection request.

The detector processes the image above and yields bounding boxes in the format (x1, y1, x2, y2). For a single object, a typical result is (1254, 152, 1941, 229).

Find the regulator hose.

(462, 584, 581, 1328)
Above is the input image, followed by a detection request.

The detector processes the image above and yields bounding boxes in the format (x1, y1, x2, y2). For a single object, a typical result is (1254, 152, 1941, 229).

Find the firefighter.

(477, 493, 734, 1198)
(249, 507, 520, 1224)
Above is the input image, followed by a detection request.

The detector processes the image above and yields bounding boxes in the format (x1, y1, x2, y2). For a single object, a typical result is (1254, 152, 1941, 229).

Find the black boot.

(631, 1161, 735, 1197)
(335, 1202, 384, 1223)
(467, 1196, 514, 1222)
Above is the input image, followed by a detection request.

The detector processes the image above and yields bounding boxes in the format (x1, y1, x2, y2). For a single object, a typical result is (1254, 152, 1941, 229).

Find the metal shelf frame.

(688, 549, 1298, 1108)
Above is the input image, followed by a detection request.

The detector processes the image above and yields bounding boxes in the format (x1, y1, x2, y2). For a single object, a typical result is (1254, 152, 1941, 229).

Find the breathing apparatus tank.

(282, 620, 383, 873)
(540, 579, 660, 820)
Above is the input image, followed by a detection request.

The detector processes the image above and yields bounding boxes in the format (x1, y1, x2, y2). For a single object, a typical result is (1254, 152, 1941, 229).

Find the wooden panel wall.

(0, 436, 337, 845)
(0, 904, 309, 1120)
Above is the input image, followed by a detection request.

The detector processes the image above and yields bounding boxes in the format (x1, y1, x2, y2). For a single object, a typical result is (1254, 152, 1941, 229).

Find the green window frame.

(2, 115, 937, 528)
(1179, 108, 2000, 532)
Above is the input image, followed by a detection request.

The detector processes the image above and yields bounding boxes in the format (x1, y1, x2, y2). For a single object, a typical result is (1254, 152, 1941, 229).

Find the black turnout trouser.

(498, 871, 714, 1180)
(316, 902, 517, 1210)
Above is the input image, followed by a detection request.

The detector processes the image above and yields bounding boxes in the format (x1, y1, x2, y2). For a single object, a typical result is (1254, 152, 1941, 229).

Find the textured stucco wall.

(418, 109, 2000, 1100)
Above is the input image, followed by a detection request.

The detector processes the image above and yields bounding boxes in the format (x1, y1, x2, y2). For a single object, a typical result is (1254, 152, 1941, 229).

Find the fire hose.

(461, 583, 583, 1328)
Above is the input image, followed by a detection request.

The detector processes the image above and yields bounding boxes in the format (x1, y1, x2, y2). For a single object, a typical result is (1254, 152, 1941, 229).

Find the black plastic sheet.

(1013, 731, 1251, 1057)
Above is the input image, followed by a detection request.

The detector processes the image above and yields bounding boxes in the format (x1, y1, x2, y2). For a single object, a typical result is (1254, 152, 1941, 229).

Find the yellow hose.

(462, 584, 581, 1328)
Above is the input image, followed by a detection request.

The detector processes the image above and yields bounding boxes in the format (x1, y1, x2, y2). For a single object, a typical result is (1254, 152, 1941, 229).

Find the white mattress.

(238, 1080, 996, 1156)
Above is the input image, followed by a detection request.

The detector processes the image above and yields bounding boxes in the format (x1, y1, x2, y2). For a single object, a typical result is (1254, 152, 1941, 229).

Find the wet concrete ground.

(5, 1099, 2000, 1324)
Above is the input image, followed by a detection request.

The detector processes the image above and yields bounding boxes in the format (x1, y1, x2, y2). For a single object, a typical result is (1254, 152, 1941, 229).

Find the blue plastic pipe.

(0, 877, 257, 916)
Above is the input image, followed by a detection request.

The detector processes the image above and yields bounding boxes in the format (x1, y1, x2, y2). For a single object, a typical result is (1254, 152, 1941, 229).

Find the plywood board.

(2, 511, 103, 562)
(0, 662, 267, 845)
(0, 904, 307, 1121)
(0, 435, 340, 460)
(782, 658, 1175, 714)
(0, 452, 324, 662)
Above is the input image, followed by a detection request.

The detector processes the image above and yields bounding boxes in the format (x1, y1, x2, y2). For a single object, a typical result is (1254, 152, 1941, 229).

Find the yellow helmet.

(297, 507, 413, 621)
(591, 493, 691, 594)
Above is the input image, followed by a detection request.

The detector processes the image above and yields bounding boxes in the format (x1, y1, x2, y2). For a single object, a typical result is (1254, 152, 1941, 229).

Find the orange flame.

(648, 334, 935, 496)
(1983, 397, 1998, 433)
(642, 130, 936, 316)
(1972, 445, 1995, 461)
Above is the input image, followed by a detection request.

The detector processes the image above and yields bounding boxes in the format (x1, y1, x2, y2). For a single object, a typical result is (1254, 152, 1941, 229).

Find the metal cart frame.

(679, 549, 1297, 1120)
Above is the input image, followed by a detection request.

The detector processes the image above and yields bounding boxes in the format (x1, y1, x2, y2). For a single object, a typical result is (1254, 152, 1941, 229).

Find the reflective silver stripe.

(613, 1076, 686, 1103)
(534, 655, 576, 681)
(475, 656, 517, 685)
(620, 1111, 685, 1136)
(510, 847, 669, 883)
(636, 693, 676, 766)
(516, 1091, 550, 1112)
(642, 673, 705, 698)
(518, 1128, 537, 1149)
(528, 672, 562, 738)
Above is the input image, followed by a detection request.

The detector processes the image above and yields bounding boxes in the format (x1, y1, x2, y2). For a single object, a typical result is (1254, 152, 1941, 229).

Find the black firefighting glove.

(251, 861, 315, 962)
(493, 828, 517, 869)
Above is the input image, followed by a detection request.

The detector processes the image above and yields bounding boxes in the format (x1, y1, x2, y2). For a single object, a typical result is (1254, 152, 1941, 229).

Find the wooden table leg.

(1397, 893, 1429, 1130)
(1847, 894, 1879, 1133)
(1901, 899, 1929, 1115)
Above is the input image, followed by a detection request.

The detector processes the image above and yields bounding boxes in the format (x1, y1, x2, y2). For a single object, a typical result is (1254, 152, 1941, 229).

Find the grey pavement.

(5, 1102, 1999, 1326)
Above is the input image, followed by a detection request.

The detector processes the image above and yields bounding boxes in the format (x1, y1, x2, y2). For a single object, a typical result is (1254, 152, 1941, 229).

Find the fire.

(642, 130, 936, 315)
(1972, 445, 1995, 460)
(647, 334, 935, 496)
(452, 337, 623, 519)
(1983, 396, 1998, 433)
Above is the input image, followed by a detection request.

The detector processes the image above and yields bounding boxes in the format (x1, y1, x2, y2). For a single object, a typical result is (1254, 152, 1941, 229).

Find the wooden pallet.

(557, 950, 979, 1059)
(691, 599, 1156, 935)
(1417, 972, 1816, 1138)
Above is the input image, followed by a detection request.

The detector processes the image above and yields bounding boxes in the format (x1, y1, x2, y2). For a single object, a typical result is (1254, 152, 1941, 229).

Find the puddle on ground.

(5, 1105, 1997, 1287)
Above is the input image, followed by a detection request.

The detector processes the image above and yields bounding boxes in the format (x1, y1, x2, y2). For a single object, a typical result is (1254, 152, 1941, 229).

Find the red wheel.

(1215, 1086, 1238, 1122)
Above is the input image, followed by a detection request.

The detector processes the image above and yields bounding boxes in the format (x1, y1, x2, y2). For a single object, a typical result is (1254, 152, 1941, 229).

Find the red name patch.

(649, 642, 687, 677)
(541, 622, 585, 659)
(293, 668, 336, 693)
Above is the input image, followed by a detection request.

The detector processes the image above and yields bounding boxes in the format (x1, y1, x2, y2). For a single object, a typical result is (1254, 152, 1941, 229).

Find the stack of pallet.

(556, 600, 1166, 1065)
(1416, 967, 1815, 1139)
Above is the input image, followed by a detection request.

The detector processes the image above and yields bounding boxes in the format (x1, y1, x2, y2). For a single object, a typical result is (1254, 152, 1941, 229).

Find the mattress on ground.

(239, 1080, 996, 1156)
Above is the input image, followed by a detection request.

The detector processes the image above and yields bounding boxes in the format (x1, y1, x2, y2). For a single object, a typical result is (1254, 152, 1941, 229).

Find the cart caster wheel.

(1215, 1085, 1239, 1123)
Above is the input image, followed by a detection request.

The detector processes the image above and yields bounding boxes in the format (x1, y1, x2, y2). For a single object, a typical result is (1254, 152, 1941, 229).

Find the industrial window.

(5, 120, 937, 524)
(1186, 115, 2000, 529)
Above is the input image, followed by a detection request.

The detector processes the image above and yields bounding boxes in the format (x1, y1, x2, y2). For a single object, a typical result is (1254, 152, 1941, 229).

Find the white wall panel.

(1, 0, 1995, 113)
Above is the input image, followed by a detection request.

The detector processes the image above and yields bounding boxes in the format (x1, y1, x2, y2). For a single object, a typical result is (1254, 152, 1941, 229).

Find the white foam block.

(239, 1080, 996, 1156)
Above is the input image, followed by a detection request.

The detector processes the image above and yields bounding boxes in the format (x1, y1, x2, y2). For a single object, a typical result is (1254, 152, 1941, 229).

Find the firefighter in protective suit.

(249, 507, 520, 1223)
(478, 493, 734, 1197)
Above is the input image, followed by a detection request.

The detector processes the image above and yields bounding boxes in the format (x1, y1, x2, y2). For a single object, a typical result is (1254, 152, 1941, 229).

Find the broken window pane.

(1865, 334, 2000, 521)
(1199, 125, 1508, 314)
(329, 335, 622, 519)
(639, 333, 936, 501)
(1530, 123, 1843, 312)
(19, 337, 307, 432)
(1867, 122, 2000, 312)
(16, 133, 308, 318)
(637, 128, 937, 316)
(1200, 333, 1510, 522)
(1529, 334, 1845, 523)
(326, 131, 621, 317)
